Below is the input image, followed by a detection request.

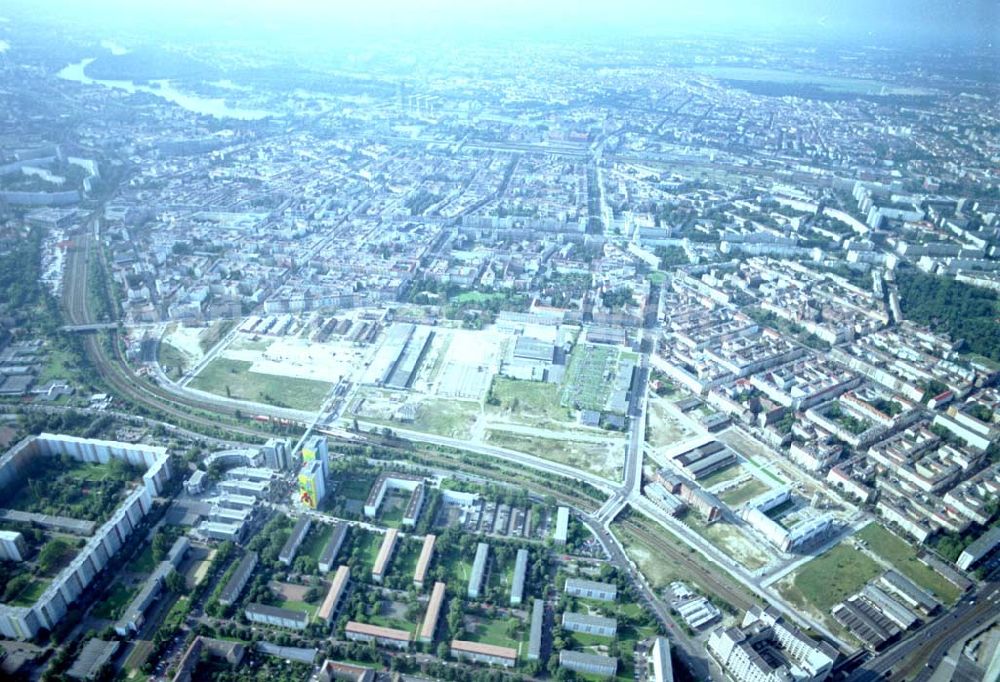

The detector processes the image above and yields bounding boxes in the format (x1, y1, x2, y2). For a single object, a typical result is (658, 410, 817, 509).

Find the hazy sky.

(5, 0, 998, 46)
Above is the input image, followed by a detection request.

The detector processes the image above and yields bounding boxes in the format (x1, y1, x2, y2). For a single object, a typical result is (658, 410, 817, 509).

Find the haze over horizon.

(3, 0, 997, 50)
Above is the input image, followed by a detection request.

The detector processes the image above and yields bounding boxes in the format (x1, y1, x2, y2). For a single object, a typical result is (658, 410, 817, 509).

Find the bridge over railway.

(61, 322, 120, 332)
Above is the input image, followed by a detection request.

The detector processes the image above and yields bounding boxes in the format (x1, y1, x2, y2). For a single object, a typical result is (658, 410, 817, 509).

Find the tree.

(38, 539, 73, 576)
(165, 570, 186, 593)
(152, 532, 171, 562)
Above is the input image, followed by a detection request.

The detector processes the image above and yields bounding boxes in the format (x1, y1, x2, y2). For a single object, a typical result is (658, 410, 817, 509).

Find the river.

(57, 58, 277, 121)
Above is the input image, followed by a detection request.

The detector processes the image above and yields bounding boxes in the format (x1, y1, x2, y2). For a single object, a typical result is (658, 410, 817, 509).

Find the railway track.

(61, 230, 271, 440)
(619, 515, 758, 613)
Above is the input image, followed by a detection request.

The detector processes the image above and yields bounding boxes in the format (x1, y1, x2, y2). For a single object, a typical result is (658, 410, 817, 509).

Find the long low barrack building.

(510, 549, 528, 606)
(219, 551, 258, 606)
(345, 621, 411, 650)
(419, 581, 446, 643)
(318, 523, 349, 573)
(372, 529, 399, 584)
(413, 534, 436, 588)
(528, 598, 545, 661)
(450, 640, 518, 668)
(279, 516, 312, 566)
(317, 566, 351, 625)
(468, 542, 489, 599)
(245, 603, 309, 630)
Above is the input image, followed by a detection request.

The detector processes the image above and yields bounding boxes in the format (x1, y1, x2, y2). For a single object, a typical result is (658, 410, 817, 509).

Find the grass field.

(350, 530, 386, 577)
(92, 582, 135, 619)
(275, 599, 317, 618)
(719, 478, 770, 507)
(412, 399, 478, 439)
(335, 474, 378, 501)
(380, 502, 406, 528)
(466, 616, 523, 651)
(695, 463, 745, 489)
(561, 344, 618, 412)
(779, 543, 882, 615)
(363, 601, 416, 634)
(157, 341, 188, 379)
(488, 377, 574, 425)
(8, 578, 50, 606)
(439, 547, 475, 587)
(299, 524, 333, 564)
(856, 524, 961, 605)
(189, 358, 332, 410)
(452, 291, 508, 304)
(127, 545, 156, 574)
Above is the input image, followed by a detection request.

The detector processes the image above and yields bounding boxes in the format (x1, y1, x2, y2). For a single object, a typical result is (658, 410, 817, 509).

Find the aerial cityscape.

(0, 2, 998, 681)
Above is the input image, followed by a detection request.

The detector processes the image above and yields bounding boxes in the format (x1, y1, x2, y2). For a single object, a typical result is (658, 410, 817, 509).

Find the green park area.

(189, 358, 331, 411)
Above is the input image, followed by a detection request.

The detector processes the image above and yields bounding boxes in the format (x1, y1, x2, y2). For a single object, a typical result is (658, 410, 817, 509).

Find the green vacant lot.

(190, 358, 331, 411)
(488, 377, 573, 425)
(695, 463, 744, 489)
(412, 399, 478, 439)
(485, 430, 623, 482)
(157, 342, 189, 379)
(857, 524, 961, 604)
(780, 543, 882, 615)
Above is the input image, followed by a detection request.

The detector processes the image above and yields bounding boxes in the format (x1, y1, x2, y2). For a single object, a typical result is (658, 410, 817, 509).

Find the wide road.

(846, 577, 1000, 681)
